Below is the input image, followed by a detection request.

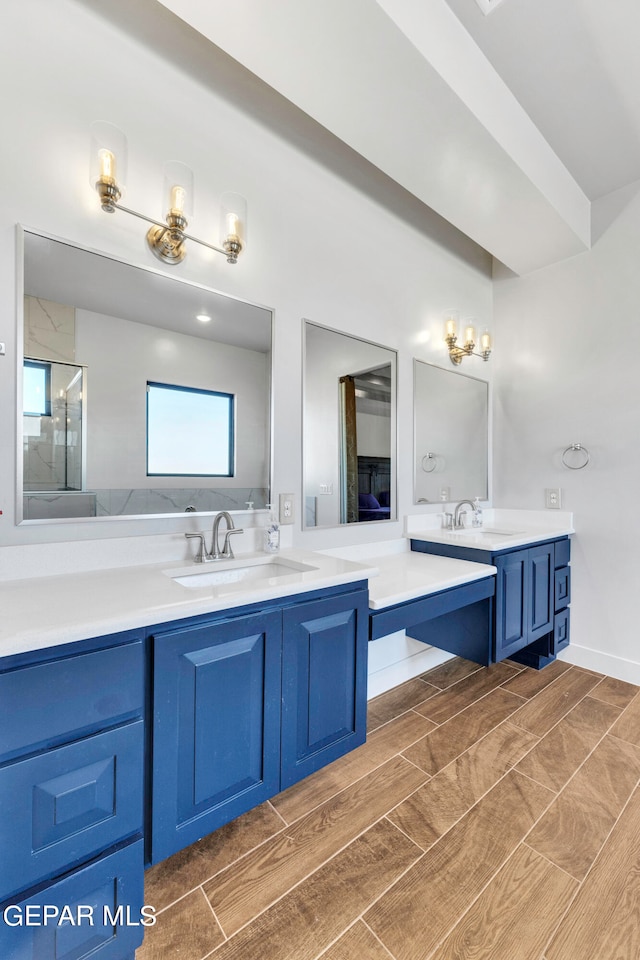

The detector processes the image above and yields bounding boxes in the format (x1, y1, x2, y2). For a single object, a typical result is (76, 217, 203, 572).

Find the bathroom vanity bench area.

(0, 515, 572, 959)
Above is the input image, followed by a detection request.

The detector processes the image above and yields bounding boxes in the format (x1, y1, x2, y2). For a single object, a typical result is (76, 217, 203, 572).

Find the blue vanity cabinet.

(281, 588, 368, 789)
(494, 543, 554, 661)
(0, 632, 146, 960)
(151, 608, 283, 863)
(411, 536, 570, 667)
(150, 581, 369, 863)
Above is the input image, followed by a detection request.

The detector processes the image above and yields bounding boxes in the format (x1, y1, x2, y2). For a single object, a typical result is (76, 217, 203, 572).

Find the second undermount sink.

(451, 527, 524, 539)
(169, 555, 319, 590)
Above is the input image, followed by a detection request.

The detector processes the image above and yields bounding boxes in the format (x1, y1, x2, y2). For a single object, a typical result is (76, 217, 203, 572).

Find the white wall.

(0, 0, 492, 561)
(0, 0, 493, 686)
(493, 182, 640, 683)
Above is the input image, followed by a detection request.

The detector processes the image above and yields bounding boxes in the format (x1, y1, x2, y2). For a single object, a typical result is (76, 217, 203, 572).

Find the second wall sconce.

(443, 310, 491, 365)
(90, 121, 247, 265)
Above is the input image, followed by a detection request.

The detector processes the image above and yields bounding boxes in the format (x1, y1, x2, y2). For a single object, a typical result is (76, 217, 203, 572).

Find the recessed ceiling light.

(473, 0, 507, 14)
(196, 313, 211, 323)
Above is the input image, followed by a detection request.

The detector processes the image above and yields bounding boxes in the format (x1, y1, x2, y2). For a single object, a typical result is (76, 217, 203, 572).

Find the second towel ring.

(561, 443, 590, 470)
(422, 453, 439, 473)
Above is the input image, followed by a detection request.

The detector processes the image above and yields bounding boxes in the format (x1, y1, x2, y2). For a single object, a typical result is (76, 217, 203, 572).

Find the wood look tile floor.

(137, 659, 640, 960)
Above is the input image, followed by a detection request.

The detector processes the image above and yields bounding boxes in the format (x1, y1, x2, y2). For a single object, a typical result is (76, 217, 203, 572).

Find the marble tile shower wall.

(23, 488, 268, 520)
(94, 487, 269, 516)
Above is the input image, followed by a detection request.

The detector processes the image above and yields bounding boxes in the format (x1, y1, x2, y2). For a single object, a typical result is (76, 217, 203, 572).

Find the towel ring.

(561, 443, 590, 470)
(421, 453, 438, 473)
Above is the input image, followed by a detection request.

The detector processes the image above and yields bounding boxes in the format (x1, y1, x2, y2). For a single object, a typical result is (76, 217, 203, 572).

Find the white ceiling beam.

(156, 0, 590, 274)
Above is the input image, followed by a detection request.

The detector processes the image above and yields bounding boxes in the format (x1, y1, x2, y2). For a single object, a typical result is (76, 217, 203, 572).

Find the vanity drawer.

(555, 567, 571, 611)
(552, 607, 570, 655)
(0, 720, 143, 899)
(0, 839, 145, 960)
(0, 640, 143, 763)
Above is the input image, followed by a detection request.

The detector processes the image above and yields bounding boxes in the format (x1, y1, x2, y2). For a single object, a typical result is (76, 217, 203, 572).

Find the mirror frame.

(16, 225, 274, 525)
(413, 358, 490, 506)
(302, 319, 398, 530)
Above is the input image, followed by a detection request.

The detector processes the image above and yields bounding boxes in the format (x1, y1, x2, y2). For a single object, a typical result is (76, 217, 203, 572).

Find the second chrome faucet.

(185, 510, 243, 562)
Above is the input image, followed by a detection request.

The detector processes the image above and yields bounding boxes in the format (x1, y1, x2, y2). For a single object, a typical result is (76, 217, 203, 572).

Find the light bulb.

(480, 331, 492, 352)
(169, 184, 186, 217)
(464, 325, 476, 345)
(98, 148, 115, 181)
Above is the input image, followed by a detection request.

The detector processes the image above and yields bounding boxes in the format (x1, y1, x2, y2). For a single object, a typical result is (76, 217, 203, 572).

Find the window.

(23, 360, 51, 417)
(146, 381, 234, 477)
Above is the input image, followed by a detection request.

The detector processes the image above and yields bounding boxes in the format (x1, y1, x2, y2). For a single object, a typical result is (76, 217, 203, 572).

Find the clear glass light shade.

(480, 329, 492, 352)
(89, 121, 128, 192)
(162, 161, 194, 220)
(219, 192, 248, 251)
(464, 323, 476, 345)
(443, 310, 459, 340)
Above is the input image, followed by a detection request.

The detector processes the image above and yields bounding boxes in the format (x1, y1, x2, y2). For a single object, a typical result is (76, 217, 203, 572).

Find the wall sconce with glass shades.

(90, 121, 247, 265)
(443, 310, 491, 365)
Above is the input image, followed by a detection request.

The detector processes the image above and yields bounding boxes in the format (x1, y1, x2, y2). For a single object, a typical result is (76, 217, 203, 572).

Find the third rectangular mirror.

(414, 359, 488, 504)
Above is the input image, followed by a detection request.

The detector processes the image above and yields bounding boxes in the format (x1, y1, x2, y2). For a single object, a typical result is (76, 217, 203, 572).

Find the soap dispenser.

(472, 497, 483, 527)
(264, 504, 280, 553)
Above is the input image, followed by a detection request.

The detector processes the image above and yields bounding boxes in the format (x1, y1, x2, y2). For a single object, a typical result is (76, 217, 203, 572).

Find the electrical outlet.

(279, 492, 295, 525)
(440, 486, 450, 502)
(545, 487, 562, 509)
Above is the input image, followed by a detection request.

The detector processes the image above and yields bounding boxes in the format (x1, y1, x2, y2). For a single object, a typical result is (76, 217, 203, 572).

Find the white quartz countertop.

(0, 550, 377, 658)
(320, 540, 495, 610)
(406, 508, 574, 553)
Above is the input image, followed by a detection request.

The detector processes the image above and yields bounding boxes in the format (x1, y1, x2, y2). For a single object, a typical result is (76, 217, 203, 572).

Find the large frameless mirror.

(414, 359, 489, 505)
(19, 228, 272, 522)
(303, 321, 397, 528)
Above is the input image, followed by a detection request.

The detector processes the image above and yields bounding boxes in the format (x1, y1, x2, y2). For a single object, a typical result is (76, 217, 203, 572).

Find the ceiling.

(444, 0, 640, 201)
(88, 0, 640, 275)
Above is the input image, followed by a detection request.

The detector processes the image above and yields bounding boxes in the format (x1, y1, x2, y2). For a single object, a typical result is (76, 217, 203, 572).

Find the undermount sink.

(451, 527, 524, 539)
(169, 556, 319, 590)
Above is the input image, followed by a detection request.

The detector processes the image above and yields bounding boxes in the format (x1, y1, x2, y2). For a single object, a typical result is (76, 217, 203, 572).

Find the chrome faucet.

(211, 511, 243, 560)
(453, 499, 478, 529)
(185, 511, 244, 562)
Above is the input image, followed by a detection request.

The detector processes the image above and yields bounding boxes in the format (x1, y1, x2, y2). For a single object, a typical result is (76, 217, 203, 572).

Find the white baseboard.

(367, 646, 455, 700)
(561, 644, 640, 686)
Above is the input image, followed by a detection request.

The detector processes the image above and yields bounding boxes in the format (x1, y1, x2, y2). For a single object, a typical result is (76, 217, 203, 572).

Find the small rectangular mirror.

(303, 321, 397, 528)
(414, 359, 489, 504)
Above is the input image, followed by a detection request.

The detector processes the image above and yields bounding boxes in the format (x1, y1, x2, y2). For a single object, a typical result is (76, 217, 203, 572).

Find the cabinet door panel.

(281, 590, 368, 789)
(529, 544, 554, 639)
(151, 611, 281, 863)
(495, 550, 528, 660)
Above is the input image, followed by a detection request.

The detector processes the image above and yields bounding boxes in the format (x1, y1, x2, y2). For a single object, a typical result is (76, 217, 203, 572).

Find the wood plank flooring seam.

(200, 888, 227, 946)
(520, 840, 583, 883)
(360, 919, 399, 960)
(267, 799, 289, 827)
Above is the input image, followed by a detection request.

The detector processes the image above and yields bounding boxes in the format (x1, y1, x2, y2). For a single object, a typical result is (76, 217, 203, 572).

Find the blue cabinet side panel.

(0, 840, 145, 960)
(406, 599, 493, 667)
(0, 721, 143, 901)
